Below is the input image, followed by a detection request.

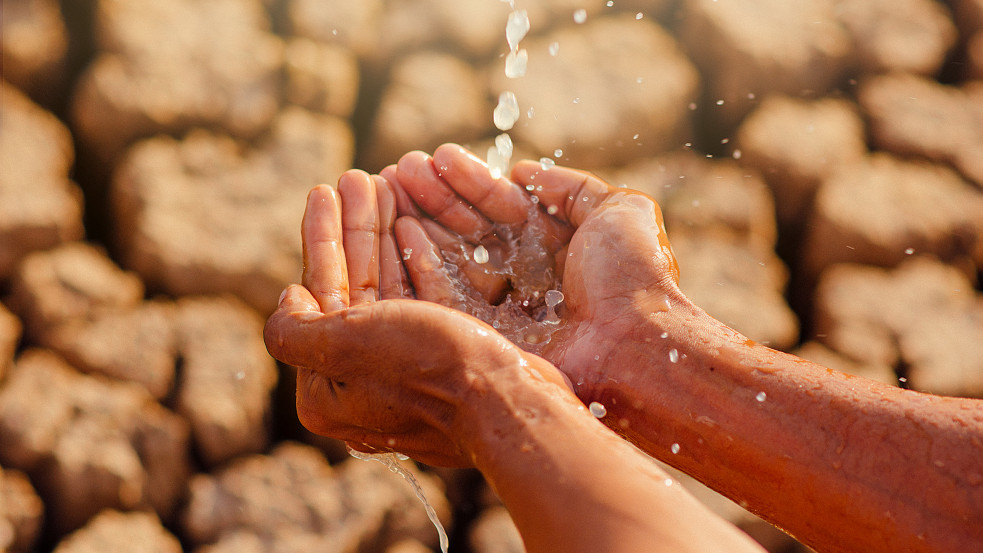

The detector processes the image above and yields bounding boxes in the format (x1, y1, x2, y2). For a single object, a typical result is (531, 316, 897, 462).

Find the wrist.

(451, 346, 582, 465)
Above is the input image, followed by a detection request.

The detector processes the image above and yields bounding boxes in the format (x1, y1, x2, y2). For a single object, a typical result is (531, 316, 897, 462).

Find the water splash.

(347, 446, 449, 553)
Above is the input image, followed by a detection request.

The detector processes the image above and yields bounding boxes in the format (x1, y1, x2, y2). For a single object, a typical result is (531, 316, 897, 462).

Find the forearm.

(460, 354, 764, 553)
(590, 298, 983, 552)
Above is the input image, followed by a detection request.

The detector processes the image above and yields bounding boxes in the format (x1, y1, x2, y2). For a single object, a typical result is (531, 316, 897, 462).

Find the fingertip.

(338, 169, 373, 195)
(396, 150, 433, 177)
(307, 183, 338, 204)
(433, 142, 476, 167)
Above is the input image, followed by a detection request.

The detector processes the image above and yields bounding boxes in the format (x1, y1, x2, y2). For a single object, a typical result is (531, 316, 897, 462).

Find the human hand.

(388, 144, 682, 398)
(264, 173, 570, 467)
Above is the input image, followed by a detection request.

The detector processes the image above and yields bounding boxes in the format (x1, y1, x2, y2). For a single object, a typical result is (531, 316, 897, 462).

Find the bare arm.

(388, 143, 983, 553)
(587, 292, 983, 553)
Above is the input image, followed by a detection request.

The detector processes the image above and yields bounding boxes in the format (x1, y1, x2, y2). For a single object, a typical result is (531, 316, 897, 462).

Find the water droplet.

(544, 289, 563, 323)
(506, 9, 530, 51)
(546, 205, 559, 215)
(527, 106, 535, 118)
(904, 247, 914, 255)
(660, 332, 668, 339)
(669, 348, 679, 363)
(572, 97, 581, 104)
(756, 391, 767, 402)
(235, 371, 245, 380)
(495, 132, 514, 159)
(553, 148, 563, 158)
(671, 443, 680, 454)
(664, 478, 673, 487)
(573, 9, 587, 23)
(540, 157, 555, 170)
(716, 99, 725, 106)
(606, 0, 614, 6)
(732, 149, 742, 160)
(505, 48, 528, 78)
(473, 245, 490, 264)
(494, 91, 520, 130)
(635, 12, 643, 19)
(632, 133, 639, 140)
(402, 248, 413, 260)
(548, 41, 560, 56)
(589, 401, 607, 418)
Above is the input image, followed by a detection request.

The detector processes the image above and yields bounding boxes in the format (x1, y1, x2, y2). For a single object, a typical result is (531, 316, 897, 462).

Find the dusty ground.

(2, 0, 982, 552)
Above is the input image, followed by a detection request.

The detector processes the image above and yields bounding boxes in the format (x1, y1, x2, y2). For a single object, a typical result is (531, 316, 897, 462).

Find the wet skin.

(265, 171, 763, 553)
(384, 144, 983, 553)
(266, 144, 983, 553)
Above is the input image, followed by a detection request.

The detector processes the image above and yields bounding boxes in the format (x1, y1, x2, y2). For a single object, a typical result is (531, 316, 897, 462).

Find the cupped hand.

(389, 144, 681, 395)
(264, 174, 569, 467)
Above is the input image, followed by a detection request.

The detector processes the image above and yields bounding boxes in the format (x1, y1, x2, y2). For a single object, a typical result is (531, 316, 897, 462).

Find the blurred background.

(2, 0, 982, 552)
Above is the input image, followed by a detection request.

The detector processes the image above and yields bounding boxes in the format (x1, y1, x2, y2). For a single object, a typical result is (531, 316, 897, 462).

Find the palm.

(391, 145, 679, 384)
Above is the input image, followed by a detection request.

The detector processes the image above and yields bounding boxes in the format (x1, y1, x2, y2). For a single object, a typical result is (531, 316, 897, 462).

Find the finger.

(339, 171, 381, 305)
(394, 217, 468, 309)
(396, 150, 494, 240)
(511, 161, 612, 227)
(380, 164, 424, 219)
(432, 143, 536, 225)
(264, 284, 327, 367)
(302, 185, 350, 313)
(374, 175, 413, 299)
(420, 219, 508, 304)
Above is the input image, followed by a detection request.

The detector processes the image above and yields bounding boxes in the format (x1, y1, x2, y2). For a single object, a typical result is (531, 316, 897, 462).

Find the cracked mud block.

(183, 442, 451, 553)
(0, 0, 68, 100)
(814, 258, 983, 398)
(0, 350, 190, 535)
(0, 303, 21, 382)
(371, 0, 511, 63)
(860, 74, 983, 188)
(953, 0, 983, 78)
(734, 96, 867, 227)
(802, 154, 983, 279)
(608, 153, 779, 251)
(71, 0, 283, 162)
(364, 51, 489, 170)
(6, 243, 178, 397)
(671, 233, 799, 350)
(287, 0, 383, 59)
(174, 296, 278, 467)
(834, 0, 957, 76)
(7, 242, 144, 339)
(284, 38, 360, 118)
(113, 108, 354, 313)
(51, 510, 182, 553)
(0, 82, 84, 280)
(495, 14, 698, 168)
(679, 0, 849, 129)
(0, 466, 43, 553)
(468, 506, 524, 553)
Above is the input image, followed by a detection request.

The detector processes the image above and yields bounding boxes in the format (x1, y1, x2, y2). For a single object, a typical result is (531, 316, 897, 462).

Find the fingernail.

(278, 287, 289, 305)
